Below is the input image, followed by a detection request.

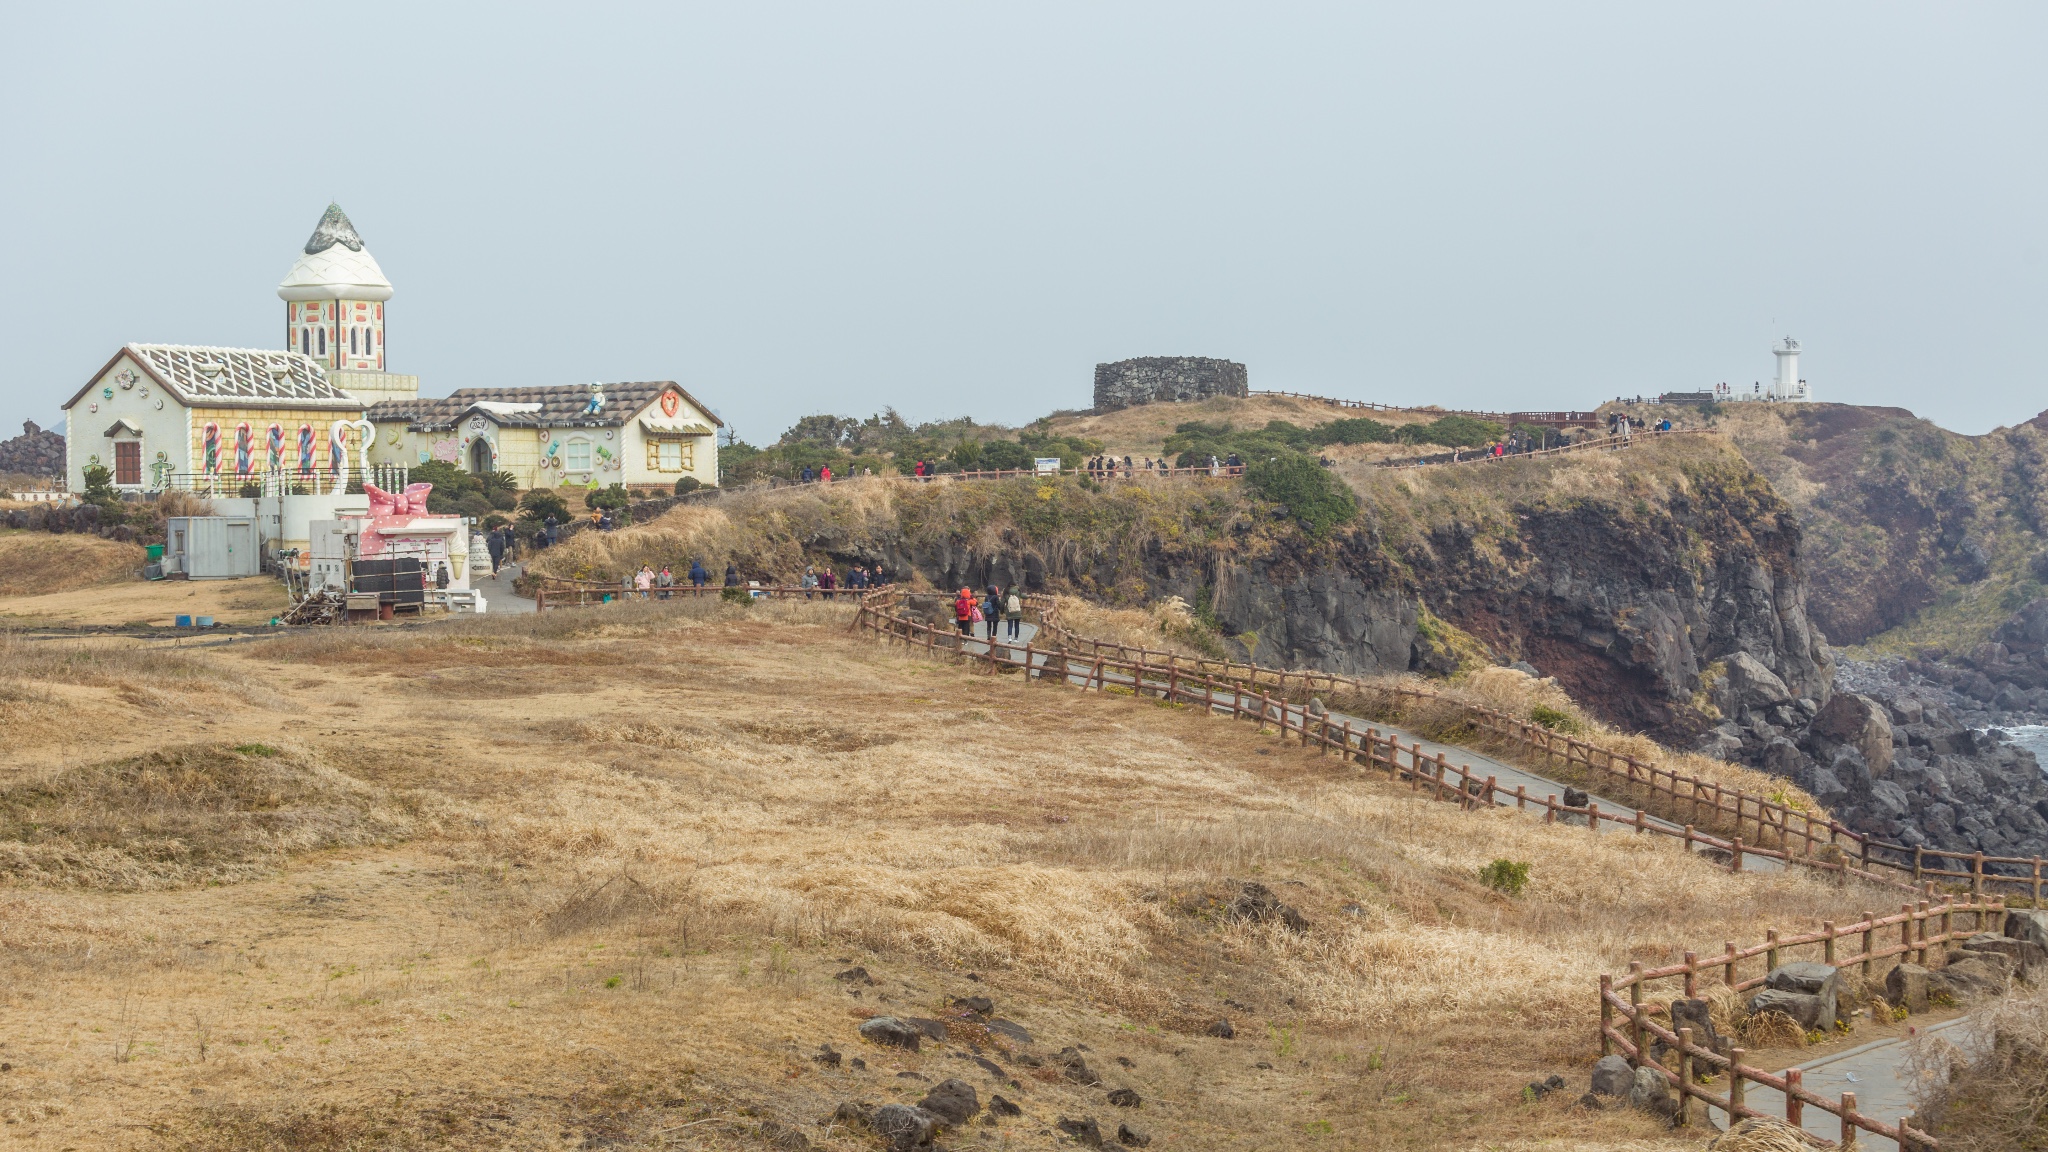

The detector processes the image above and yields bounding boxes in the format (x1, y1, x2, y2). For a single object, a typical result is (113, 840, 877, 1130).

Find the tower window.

(301, 329, 310, 355)
(318, 329, 326, 355)
(349, 329, 357, 355)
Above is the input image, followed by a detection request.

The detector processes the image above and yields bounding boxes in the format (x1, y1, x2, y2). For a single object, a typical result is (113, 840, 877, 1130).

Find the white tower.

(278, 204, 394, 372)
(1771, 337, 1809, 401)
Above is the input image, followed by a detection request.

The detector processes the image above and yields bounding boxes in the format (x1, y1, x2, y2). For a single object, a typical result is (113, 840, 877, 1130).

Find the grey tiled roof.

(367, 382, 721, 431)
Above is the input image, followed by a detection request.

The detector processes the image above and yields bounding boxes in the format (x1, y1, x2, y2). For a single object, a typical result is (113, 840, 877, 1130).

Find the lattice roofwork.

(65, 344, 364, 411)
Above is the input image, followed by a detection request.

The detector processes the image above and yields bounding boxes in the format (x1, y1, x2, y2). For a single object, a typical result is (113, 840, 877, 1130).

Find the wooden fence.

(1248, 389, 1605, 428)
(856, 590, 1868, 881)
(1377, 428, 1717, 470)
(533, 580, 866, 610)
(1003, 593, 2044, 902)
(1601, 895, 2007, 1150)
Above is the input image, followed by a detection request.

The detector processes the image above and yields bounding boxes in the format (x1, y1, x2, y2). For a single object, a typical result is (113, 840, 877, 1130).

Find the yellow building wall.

(186, 407, 365, 478)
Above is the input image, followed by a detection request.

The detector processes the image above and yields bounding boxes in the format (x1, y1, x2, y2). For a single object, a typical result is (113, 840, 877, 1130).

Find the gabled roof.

(65, 345, 364, 412)
(367, 382, 723, 432)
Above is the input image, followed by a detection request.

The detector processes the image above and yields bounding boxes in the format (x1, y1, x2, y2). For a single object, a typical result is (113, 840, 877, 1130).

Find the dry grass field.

(0, 532, 147, 598)
(0, 598, 1919, 1151)
(1045, 395, 1439, 460)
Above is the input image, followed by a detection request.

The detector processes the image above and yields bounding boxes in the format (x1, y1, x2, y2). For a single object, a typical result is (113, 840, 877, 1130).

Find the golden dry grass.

(1047, 394, 1440, 458)
(0, 573, 290, 626)
(0, 598, 1897, 1150)
(0, 531, 146, 596)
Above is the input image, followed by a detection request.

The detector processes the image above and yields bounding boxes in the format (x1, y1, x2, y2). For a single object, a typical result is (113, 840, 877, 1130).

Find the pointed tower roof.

(278, 203, 393, 302)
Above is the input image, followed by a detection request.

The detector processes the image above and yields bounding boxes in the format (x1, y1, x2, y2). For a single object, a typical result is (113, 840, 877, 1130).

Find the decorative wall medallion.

(659, 391, 681, 417)
(115, 369, 140, 390)
(604, 429, 614, 439)
(138, 386, 148, 397)
(155, 399, 164, 410)
(101, 386, 113, 399)
(89, 402, 98, 412)
(469, 417, 487, 431)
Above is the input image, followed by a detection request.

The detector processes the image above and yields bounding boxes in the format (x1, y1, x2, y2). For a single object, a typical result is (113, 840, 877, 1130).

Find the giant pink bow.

(365, 482, 434, 517)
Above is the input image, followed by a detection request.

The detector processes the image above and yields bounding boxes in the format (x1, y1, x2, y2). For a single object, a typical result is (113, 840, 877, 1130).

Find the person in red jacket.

(954, 587, 977, 635)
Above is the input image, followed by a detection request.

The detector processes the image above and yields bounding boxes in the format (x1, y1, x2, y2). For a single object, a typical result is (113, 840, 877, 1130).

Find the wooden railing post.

(1675, 1027, 1694, 1128)
(1599, 974, 1613, 1056)
(1972, 851, 1985, 897)
(1785, 1068, 1803, 1127)
(1765, 929, 1779, 973)
(1723, 941, 1737, 989)
(1627, 962, 1644, 1062)
(1840, 1091, 1858, 1149)
(1683, 951, 1698, 999)
(1823, 922, 1836, 967)
(1860, 913, 1875, 983)
(1728, 1048, 1746, 1117)
(1732, 837, 1744, 873)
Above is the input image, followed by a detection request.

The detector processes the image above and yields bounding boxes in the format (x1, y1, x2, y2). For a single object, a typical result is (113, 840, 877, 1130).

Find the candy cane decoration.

(329, 418, 374, 475)
(267, 423, 284, 472)
(203, 422, 221, 473)
(235, 423, 253, 476)
(298, 424, 315, 473)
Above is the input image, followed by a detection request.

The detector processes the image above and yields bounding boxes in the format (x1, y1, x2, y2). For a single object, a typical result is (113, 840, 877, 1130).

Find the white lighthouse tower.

(1771, 337, 1810, 401)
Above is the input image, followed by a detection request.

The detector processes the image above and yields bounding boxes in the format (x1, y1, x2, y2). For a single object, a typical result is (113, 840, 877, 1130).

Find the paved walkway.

(1700, 1014, 1976, 1150)
(950, 620, 1778, 869)
(472, 561, 537, 614)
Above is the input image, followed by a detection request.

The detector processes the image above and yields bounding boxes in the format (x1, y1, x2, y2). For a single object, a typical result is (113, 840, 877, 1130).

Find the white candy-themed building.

(57, 204, 724, 591)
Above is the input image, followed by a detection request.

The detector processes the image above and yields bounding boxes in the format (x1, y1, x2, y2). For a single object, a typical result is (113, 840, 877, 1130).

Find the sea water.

(1993, 724, 2048, 776)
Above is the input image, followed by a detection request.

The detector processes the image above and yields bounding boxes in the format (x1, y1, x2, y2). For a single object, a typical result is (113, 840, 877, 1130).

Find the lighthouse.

(1771, 337, 1810, 402)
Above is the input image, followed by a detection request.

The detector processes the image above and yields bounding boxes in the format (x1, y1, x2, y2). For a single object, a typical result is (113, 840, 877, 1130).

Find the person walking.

(486, 523, 506, 575)
(1004, 585, 1022, 641)
(656, 565, 675, 600)
(634, 564, 655, 600)
(689, 559, 708, 588)
(800, 565, 818, 600)
(954, 586, 977, 636)
(724, 561, 740, 587)
(818, 567, 836, 597)
(544, 513, 559, 547)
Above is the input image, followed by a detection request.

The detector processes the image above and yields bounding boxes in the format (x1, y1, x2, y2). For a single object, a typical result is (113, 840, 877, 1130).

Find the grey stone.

(813, 1044, 842, 1067)
(1116, 1122, 1151, 1147)
(1206, 1018, 1234, 1039)
(1627, 1066, 1676, 1116)
(2007, 909, 2048, 952)
(831, 1101, 874, 1128)
(986, 1018, 1034, 1044)
(987, 1094, 1021, 1117)
(1763, 962, 1845, 1026)
(917, 1079, 979, 1125)
(1723, 652, 1794, 710)
(1106, 1087, 1140, 1108)
(1811, 693, 1894, 777)
(1055, 1047, 1102, 1086)
(1056, 1115, 1105, 1148)
(1960, 933, 2046, 976)
(870, 1104, 940, 1152)
(903, 1017, 949, 1041)
(1228, 882, 1309, 931)
(835, 966, 875, 984)
(1932, 955, 2010, 1000)
(1885, 963, 1930, 1013)
(1668, 998, 1725, 1052)
(1509, 660, 1541, 677)
(951, 995, 994, 1017)
(1747, 989, 1826, 1031)
(1093, 357, 1248, 413)
(858, 1016, 923, 1051)
(1590, 1054, 1635, 1097)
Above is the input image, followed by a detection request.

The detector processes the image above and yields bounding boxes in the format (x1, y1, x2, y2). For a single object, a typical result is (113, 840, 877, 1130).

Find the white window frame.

(565, 437, 592, 472)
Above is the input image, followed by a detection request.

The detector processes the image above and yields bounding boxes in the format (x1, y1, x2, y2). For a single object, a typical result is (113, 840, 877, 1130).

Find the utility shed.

(164, 516, 261, 579)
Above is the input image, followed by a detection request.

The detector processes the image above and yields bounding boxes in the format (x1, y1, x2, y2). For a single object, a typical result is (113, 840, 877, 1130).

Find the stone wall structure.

(1092, 357, 1247, 413)
(0, 420, 65, 479)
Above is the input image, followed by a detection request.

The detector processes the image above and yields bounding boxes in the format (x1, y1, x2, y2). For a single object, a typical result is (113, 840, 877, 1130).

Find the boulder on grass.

(1959, 933, 2046, 977)
(1762, 961, 1844, 1026)
(1590, 1054, 1635, 1097)
(1747, 989, 1825, 1032)
(2006, 909, 2048, 952)
(1885, 963, 1931, 1013)
(1627, 1066, 1676, 1117)
(917, 1079, 979, 1126)
(858, 1016, 923, 1051)
(870, 1104, 939, 1152)
(1933, 954, 2011, 1001)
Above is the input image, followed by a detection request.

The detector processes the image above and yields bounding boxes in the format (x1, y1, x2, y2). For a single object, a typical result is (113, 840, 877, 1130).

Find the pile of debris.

(281, 589, 346, 626)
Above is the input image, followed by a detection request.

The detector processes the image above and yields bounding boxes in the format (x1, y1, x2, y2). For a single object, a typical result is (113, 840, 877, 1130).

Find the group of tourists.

(797, 564, 883, 598)
(953, 584, 1024, 642)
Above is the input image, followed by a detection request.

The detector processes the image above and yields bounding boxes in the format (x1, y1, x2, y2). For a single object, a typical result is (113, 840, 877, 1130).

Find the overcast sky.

(3, 3, 2042, 442)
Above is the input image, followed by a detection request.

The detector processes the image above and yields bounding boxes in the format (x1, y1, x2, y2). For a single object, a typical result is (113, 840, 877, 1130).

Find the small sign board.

(1034, 457, 1063, 475)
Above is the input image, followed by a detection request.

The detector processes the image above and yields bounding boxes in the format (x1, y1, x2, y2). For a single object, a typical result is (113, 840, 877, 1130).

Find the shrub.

(1310, 417, 1395, 446)
(1477, 859, 1529, 896)
(673, 476, 702, 495)
(1529, 704, 1582, 733)
(1394, 415, 1504, 448)
(237, 482, 261, 499)
(1244, 454, 1357, 537)
(517, 488, 570, 525)
(948, 440, 983, 470)
(585, 484, 630, 512)
(980, 440, 1035, 472)
(720, 585, 753, 605)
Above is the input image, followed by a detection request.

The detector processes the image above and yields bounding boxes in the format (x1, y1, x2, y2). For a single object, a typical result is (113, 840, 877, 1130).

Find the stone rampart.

(1092, 357, 1247, 413)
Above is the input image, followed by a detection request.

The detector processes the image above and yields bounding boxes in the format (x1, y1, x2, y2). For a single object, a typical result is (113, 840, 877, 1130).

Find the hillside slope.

(0, 601, 1888, 1150)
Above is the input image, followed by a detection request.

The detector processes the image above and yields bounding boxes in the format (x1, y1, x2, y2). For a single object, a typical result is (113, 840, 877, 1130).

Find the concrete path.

(1701, 1015, 1975, 1150)
(472, 561, 537, 614)
(948, 620, 1779, 868)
